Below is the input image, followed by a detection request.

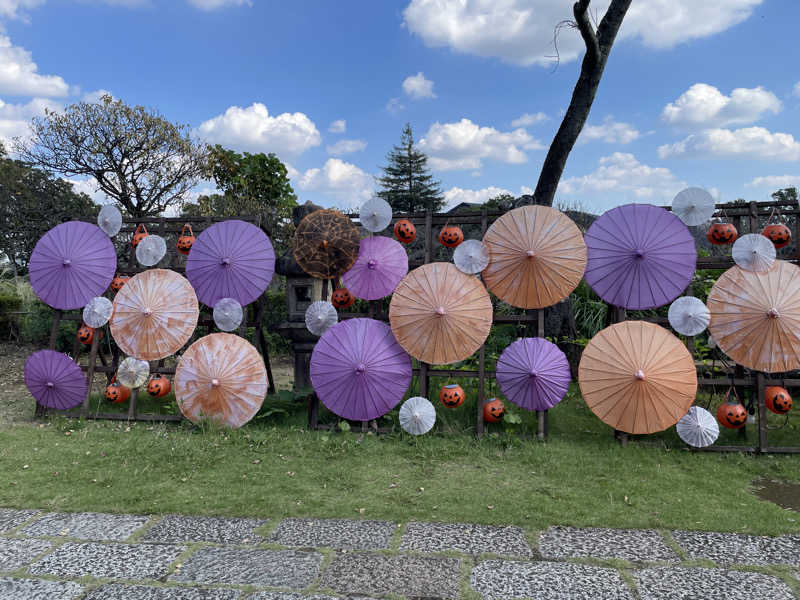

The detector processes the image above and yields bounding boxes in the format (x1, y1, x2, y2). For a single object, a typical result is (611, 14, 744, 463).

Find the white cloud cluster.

(0, 35, 70, 97)
(0, 96, 61, 147)
(402, 72, 436, 99)
(298, 158, 374, 207)
(443, 185, 513, 209)
(418, 118, 543, 171)
(328, 119, 346, 133)
(662, 83, 781, 128)
(747, 175, 800, 189)
(403, 0, 763, 67)
(658, 127, 800, 162)
(197, 103, 321, 156)
(0, 0, 43, 19)
(579, 116, 640, 144)
(511, 112, 547, 127)
(326, 139, 367, 156)
(385, 97, 405, 115)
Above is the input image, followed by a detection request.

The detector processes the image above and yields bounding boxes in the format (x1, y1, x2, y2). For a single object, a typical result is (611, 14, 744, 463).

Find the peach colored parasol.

(578, 321, 697, 434)
(482, 205, 586, 309)
(110, 269, 199, 361)
(174, 333, 267, 428)
(707, 260, 800, 373)
(293, 209, 360, 279)
(389, 262, 492, 365)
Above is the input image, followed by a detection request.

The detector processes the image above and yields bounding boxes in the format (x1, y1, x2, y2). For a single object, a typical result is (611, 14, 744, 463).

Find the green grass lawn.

(1, 383, 799, 536)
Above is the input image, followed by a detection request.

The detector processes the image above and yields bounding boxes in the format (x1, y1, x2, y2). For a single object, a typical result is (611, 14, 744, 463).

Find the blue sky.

(1, 0, 799, 214)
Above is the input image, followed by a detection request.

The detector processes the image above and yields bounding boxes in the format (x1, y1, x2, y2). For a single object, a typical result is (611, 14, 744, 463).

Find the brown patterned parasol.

(482, 205, 586, 309)
(389, 262, 492, 365)
(293, 209, 360, 279)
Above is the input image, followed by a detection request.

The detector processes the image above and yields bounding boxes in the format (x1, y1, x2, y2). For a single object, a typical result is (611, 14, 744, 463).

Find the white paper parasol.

(454, 239, 490, 274)
(668, 296, 710, 336)
(117, 357, 149, 388)
(359, 198, 393, 233)
(732, 234, 775, 272)
(213, 297, 243, 332)
(305, 301, 338, 336)
(97, 205, 122, 237)
(82, 296, 113, 328)
(672, 187, 716, 226)
(136, 234, 167, 267)
(676, 406, 719, 447)
(399, 396, 436, 435)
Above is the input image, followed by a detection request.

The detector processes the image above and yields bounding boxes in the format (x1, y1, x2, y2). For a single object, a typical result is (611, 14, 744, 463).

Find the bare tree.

(531, 0, 633, 206)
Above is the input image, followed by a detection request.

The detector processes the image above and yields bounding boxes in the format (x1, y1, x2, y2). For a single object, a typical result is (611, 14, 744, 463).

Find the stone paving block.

(29, 542, 185, 580)
(319, 553, 462, 599)
(635, 566, 796, 600)
(247, 594, 379, 600)
(84, 584, 242, 599)
(538, 526, 678, 563)
(0, 509, 38, 533)
(267, 518, 394, 550)
(21, 511, 150, 541)
(400, 521, 532, 557)
(0, 576, 83, 599)
(470, 559, 634, 600)
(169, 547, 321, 588)
(142, 515, 267, 545)
(0, 538, 53, 571)
(672, 530, 800, 566)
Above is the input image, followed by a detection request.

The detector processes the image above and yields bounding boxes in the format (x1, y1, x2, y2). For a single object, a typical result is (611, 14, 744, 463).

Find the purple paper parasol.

(584, 203, 696, 310)
(341, 236, 409, 300)
(29, 221, 117, 310)
(496, 338, 571, 411)
(310, 318, 412, 421)
(186, 219, 275, 307)
(24, 350, 87, 410)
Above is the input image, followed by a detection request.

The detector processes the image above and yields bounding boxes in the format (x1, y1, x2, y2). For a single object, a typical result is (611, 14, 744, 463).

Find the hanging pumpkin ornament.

(104, 381, 131, 404)
(765, 386, 793, 414)
(762, 223, 792, 249)
(131, 224, 149, 248)
(706, 222, 738, 245)
(77, 323, 97, 345)
(438, 225, 464, 248)
(439, 383, 465, 408)
(716, 390, 747, 429)
(393, 219, 416, 244)
(331, 287, 355, 309)
(110, 274, 130, 293)
(176, 224, 195, 255)
(483, 398, 505, 422)
(146, 374, 172, 398)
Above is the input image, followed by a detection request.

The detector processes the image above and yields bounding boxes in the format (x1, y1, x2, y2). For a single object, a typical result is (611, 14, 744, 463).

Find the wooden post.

(748, 201, 759, 235)
(48, 309, 63, 349)
(308, 394, 319, 430)
(419, 362, 429, 397)
(756, 372, 767, 452)
(536, 309, 548, 440)
(424, 210, 433, 263)
(476, 345, 485, 437)
(127, 387, 138, 420)
(80, 333, 101, 418)
(253, 297, 275, 395)
(611, 305, 628, 446)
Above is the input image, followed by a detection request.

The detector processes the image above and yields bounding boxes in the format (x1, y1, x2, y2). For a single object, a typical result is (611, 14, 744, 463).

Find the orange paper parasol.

(293, 209, 360, 279)
(707, 260, 800, 373)
(578, 321, 697, 434)
(389, 262, 492, 365)
(110, 269, 199, 361)
(482, 205, 586, 309)
(174, 333, 267, 428)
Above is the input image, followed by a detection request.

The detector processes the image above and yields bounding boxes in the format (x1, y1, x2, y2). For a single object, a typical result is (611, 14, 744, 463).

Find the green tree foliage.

(15, 94, 206, 217)
(771, 187, 798, 204)
(0, 142, 98, 273)
(376, 123, 444, 214)
(182, 145, 298, 251)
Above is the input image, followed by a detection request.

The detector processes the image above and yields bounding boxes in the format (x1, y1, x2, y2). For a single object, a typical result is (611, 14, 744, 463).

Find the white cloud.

(298, 158, 374, 207)
(658, 127, 800, 161)
(81, 89, 114, 103)
(65, 177, 112, 204)
(403, 0, 762, 67)
(579, 116, 640, 144)
(511, 112, 547, 127)
(402, 72, 437, 99)
(443, 185, 513, 209)
(747, 175, 800, 189)
(385, 97, 405, 114)
(0, 96, 61, 148)
(196, 102, 321, 156)
(558, 152, 686, 210)
(328, 119, 346, 133)
(0, 35, 70, 97)
(327, 139, 367, 156)
(0, 0, 44, 19)
(186, 0, 251, 9)
(419, 118, 544, 171)
(662, 83, 781, 128)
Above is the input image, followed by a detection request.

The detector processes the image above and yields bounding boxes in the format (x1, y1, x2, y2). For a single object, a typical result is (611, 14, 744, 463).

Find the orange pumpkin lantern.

(765, 386, 793, 414)
(176, 224, 195, 255)
(438, 225, 464, 248)
(762, 223, 792, 249)
(440, 383, 465, 408)
(77, 323, 96, 345)
(331, 287, 355, 309)
(110, 274, 130, 292)
(104, 381, 131, 404)
(483, 398, 505, 423)
(131, 224, 149, 248)
(717, 399, 747, 429)
(146, 374, 171, 398)
(393, 219, 416, 244)
(706, 222, 738, 245)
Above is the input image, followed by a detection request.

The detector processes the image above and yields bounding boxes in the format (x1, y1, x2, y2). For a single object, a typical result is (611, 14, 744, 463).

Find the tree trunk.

(531, 0, 633, 207)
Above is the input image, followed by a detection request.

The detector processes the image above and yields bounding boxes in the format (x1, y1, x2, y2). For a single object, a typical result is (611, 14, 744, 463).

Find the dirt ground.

(0, 343, 295, 425)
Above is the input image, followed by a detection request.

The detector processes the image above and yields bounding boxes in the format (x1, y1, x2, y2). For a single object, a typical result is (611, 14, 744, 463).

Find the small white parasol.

(668, 296, 710, 336)
(732, 233, 775, 272)
(82, 296, 113, 328)
(213, 297, 243, 332)
(116, 357, 149, 388)
(676, 406, 719, 447)
(399, 396, 436, 435)
(305, 301, 338, 336)
(672, 187, 716, 226)
(136, 234, 167, 267)
(97, 204, 122, 237)
(454, 239, 490, 274)
(359, 198, 393, 233)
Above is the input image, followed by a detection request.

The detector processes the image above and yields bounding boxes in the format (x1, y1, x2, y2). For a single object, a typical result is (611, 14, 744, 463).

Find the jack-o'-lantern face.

(77, 324, 94, 345)
(104, 382, 130, 404)
(438, 226, 464, 248)
(147, 374, 171, 398)
(110, 275, 130, 292)
(176, 224, 195, 255)
(762, 224, 792, 249)
(440, 384, 465, 408)
(706, 223, 738, 245)
(765, 386, 793, 414)
(717, 401, 747, 429)
(483, 398, 505, 423)
(331, 287, 355, 309)
(394, 219, 416, 244)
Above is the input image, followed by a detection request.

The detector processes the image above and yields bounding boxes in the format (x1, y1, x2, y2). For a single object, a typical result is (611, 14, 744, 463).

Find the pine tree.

(376, 123, 444, 214)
